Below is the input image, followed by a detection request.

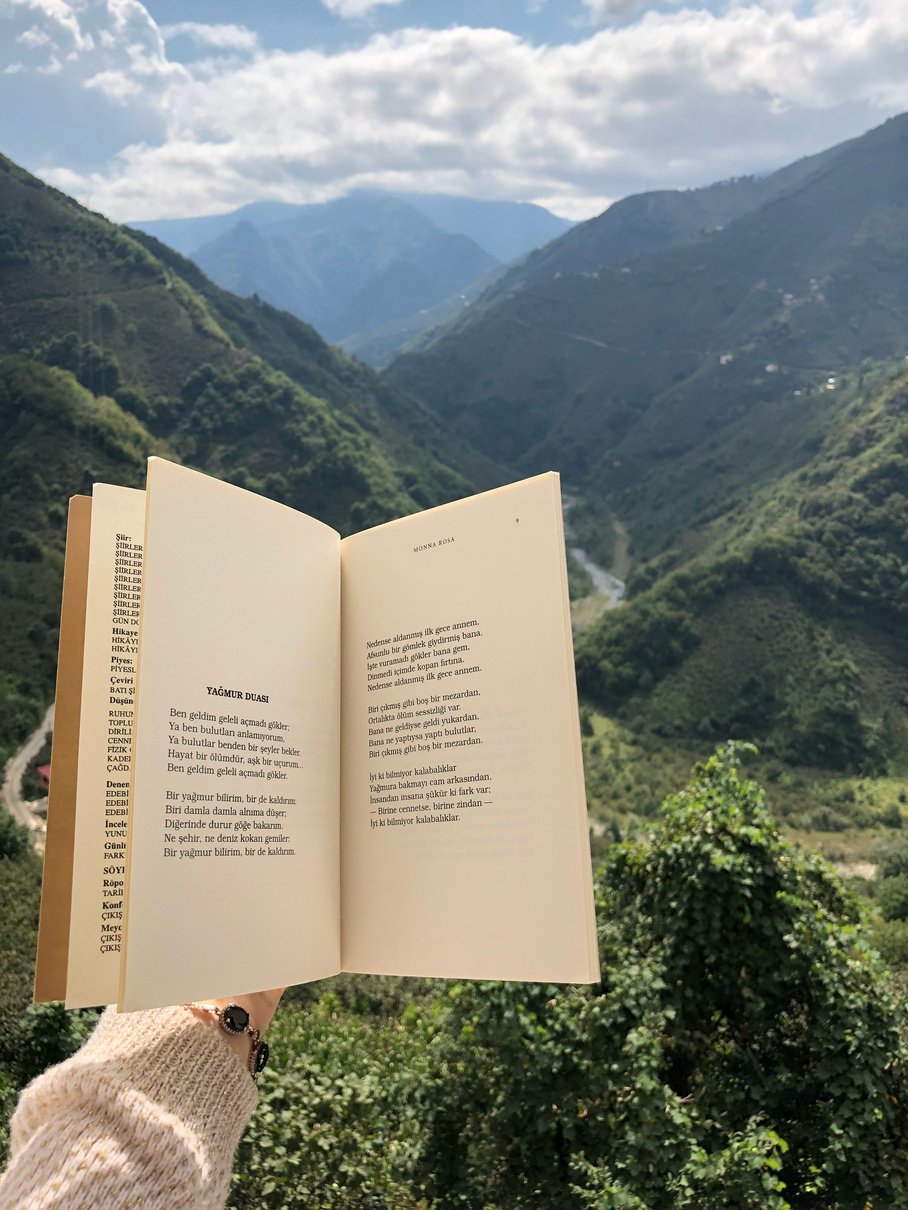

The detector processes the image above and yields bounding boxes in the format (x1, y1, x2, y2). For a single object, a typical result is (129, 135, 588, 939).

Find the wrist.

(208, 989, 283, 1032)
(186, 991, 282, 1079)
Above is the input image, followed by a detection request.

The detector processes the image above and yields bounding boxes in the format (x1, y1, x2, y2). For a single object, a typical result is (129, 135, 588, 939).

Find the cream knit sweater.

(0, 1005, 258, 1209)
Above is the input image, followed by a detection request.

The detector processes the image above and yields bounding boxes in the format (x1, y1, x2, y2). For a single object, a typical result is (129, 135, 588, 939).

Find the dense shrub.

(409, 744, 908, 1208)
(877, 874, 908, 921)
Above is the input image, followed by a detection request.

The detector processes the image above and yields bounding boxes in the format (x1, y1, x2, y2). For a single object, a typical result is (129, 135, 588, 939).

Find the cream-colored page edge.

(340, 473, 599, 984)
(554, 498, 602, 981)
(120, 458, 341, 1011)
(34, 496, 92, 1003)
(65, 485, 146, 1008)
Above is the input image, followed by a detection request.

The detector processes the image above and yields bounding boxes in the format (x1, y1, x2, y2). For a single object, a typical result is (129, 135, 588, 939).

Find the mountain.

(130, 193, 571, 365)
(392, 194, 572, 263)
(185, 194, 499, 348)
(387, 113, 908, 557)
(132, 192, 571, 269)
(0, 153, 503, 763)
(126, 201, 305, 257)
(483, 132, 849, 301)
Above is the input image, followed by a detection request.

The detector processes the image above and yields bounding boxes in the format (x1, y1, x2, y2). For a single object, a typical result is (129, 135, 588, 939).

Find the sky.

(1, 0, 907, 223)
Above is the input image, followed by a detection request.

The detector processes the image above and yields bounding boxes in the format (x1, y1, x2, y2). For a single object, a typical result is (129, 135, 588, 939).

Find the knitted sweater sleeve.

(0, 1005, 258, 1210)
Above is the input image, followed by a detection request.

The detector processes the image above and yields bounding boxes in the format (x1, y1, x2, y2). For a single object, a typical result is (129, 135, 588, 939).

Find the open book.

(35, 459, 599, 1012)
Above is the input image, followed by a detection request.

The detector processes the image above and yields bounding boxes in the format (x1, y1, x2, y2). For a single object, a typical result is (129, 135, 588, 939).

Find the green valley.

(2, 99, 908, 1206)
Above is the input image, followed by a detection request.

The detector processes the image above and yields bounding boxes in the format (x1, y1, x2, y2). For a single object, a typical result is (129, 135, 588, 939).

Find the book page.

(65, 485, 146, 1008)
(340, 474, 599, 984)
(35, 496, 92, 1003)
(120, 459, 342, 1011)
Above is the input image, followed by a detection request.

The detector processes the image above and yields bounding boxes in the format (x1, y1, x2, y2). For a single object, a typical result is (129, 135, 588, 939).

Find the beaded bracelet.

(189, 1003, 269, 1080)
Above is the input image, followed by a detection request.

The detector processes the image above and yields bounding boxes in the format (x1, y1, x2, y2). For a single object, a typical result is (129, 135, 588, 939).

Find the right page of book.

(340, 473, 599, 984)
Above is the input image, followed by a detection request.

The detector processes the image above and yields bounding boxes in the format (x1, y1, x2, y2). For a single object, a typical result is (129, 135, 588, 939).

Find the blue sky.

(1, 1, 906, 223)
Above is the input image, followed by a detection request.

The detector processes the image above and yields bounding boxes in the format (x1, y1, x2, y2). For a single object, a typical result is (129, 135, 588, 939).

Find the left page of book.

(35, 496, 92, 1003)
(120, 458, 342, 1011)
(65, 485, 147, 1008)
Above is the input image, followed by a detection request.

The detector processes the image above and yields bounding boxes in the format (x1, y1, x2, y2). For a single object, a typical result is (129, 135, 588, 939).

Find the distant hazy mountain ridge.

(131, 193, 572, 366)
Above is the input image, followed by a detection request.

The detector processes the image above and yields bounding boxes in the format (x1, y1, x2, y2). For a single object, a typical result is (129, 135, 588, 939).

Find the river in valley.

(562, 491, 626, 614)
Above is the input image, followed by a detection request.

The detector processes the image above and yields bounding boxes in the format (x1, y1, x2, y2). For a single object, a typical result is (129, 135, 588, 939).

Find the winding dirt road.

(2, 702, 54, 830)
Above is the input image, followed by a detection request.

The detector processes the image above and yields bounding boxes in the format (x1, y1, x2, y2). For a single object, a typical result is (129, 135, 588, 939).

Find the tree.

(413, 744, 908, 1208)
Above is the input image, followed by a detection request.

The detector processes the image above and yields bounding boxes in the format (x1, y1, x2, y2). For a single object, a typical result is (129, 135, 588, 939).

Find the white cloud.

(582, 0, 650, 19)
(161, 21, 260, 53)
(16, 24, 51, 46)
(1, 0, 181, 93)
(85, 66, 139, 98)
(320, 0, 405, 18)
(535, 191, 615, 220)
(3, 0, 94, 55)
(9, 1, 908, 223)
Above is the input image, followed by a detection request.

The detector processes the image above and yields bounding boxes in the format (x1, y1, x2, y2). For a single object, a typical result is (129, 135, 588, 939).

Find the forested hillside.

(577, 364, 908, 772)
(464, 127, 849, 305)
(0, 153, 503, 764)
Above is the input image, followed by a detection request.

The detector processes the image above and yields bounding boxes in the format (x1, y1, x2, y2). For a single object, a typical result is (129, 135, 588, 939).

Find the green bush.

(230, 995, 429, 1208)
(879, 844, 908, 879)
(877, 874, 908, 921)
(0, 815, 31, 862)
(870, 918, 908, 969)
(880, 802, 903, 828)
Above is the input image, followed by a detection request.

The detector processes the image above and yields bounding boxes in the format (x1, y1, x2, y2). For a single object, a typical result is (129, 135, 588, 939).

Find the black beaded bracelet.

(191, 1002, 269, 1080)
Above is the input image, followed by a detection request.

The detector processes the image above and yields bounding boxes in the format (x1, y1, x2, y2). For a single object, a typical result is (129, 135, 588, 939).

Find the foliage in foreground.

(0, 834, 97, 1166)
(1, 747, 904, 1206)
(231, 745, 908, 1208)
